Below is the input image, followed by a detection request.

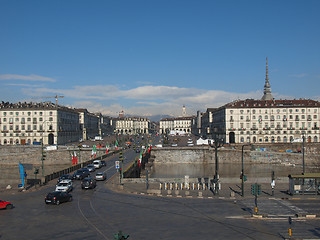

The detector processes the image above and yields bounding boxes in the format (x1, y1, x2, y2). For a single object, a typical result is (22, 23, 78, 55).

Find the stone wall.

(0, 145, 103, 166)
(151, 146, 320, 166)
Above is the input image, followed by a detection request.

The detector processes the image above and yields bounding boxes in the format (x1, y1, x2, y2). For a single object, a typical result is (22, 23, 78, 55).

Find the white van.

(93, 160, 102, 169)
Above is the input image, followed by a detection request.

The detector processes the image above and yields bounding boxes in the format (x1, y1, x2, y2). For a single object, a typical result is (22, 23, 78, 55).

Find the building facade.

(212, 99, 320, 144)
(0, 102, 80, 145)
(159, 116, 196, 134)
(114, 117, 150, 135)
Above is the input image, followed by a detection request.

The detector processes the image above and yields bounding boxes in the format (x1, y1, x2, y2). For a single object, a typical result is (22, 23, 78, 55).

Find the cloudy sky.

(1, 1, 319, 117)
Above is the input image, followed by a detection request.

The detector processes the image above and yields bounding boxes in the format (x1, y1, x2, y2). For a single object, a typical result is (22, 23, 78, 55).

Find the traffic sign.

(115, 161, 120, 169)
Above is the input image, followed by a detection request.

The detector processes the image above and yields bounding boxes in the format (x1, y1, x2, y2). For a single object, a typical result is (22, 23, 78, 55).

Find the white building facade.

(115, 117, 150, 135)
(213, 99, 320, 144)
(0, 102, 80, 145)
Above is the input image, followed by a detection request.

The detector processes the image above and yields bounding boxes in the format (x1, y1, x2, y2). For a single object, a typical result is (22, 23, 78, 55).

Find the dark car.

(45, 191, 72, 205)
(0, 199, 13, 209)
(81, 177, 96, 189)
(101, 160, 106, 167)
(73, 169, 90, 180)
(57, 174, 72, 183)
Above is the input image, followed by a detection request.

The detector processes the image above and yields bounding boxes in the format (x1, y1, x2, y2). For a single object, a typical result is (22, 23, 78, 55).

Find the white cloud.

(19, 84, 270, 117)
(0, 74, 56, 82)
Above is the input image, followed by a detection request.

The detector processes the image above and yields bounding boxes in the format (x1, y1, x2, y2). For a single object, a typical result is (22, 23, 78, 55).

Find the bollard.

(197, 183, 201, 190)
(203, 183, 206, 190)
(181, 183, 184, 190)
(164, 182, 168, 190)
(187, 183, 190, 190)
(170, 183, 173, 190)
(160, 182, 162, 190)
(175, 183, 179, 190)
(192, 183, 195, 190)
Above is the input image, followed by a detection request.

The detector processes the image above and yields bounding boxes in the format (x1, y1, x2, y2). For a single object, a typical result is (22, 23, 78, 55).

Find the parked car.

(93, 160, 102, 169)
(57, 174, 72, 183)
(87, 164, 96, 172)
(0, 199, 13, 209)
(45, 191, 72, 205)
(55, 180, 73, 192)
(95, 172, 106, 181)
(81, 177, 96, 189)
(73, 169, 90, 180)
(101, 160, 106, 167)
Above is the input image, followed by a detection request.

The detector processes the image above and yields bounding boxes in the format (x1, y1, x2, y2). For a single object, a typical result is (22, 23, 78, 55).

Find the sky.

(1, 0, 319, 118)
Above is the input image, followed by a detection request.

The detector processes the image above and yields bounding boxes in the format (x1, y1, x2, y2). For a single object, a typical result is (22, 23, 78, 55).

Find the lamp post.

(209, 127, 224, 195)
(302, 135, 305, 174)
(241, 144, 251, 197)
(41, 120, 52, 177)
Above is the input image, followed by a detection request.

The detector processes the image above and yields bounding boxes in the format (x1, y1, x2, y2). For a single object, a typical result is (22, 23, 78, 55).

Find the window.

(49, 112, 53, 116)
(314, 115, 317, 119)
(15, 125, 19, 131)
(15, 112, 19, 116)
(15, 118, 19, 122)
(28, 112, 31, 116)
(33, 125, 37, 130)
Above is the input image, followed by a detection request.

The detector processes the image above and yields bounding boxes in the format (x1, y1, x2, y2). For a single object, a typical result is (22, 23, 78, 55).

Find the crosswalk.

(238, 198, 320, 239)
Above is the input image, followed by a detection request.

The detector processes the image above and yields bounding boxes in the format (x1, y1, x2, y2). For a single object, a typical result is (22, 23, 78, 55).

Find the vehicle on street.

(93, 160, 102, 169)
(87, 164, 96, 172)
(55, 180, 73, 192)
(101, 160, 106, 167)
(81, 177, 96, 189)
(57, 174, 72, 183)
(95, 172, 106, 181)
(171, 144, 178, 147)
(45, 191, 72, 205)
(0, 199, 13, 209)
(72, 169, 90, 180)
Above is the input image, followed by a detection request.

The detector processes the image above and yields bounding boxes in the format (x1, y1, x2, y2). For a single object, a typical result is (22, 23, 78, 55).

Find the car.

(93, 160, 102, 169)
(57, 174, 72, 183)
(87, 164, 96, 172)
(72, 169, 90, 180)
(171, 144, 178, 147)
(81, 177, 96, 189)
(95, 172, 106, 181)
(101, 160, 106, 167)
(55, 180, 73, 192)
(0, 199, 13, 209)
(45, 191, 72, 205)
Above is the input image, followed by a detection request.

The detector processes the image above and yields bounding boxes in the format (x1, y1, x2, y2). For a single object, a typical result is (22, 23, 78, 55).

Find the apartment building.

(114, 117, 150, 135)
(0, 102, 80, 145)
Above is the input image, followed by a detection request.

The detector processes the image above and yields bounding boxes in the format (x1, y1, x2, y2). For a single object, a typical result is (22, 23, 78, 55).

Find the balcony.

(263, 127, 271, 130)
(228, 128, 236, 131)
(275, 127, 282, 130)
(300, 127, 307, 130)
(238, 128, 246, 131)
(251, 127, 258, 130)
(287, 127, 295, 130)
(312, 127, 319, 130)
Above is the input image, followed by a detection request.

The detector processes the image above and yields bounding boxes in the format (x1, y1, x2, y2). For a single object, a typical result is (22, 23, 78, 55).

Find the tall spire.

(261, 57, 273, 100)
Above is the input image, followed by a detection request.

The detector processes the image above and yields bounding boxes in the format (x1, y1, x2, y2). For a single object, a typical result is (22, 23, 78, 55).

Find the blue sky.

(1, 0, 319, 117)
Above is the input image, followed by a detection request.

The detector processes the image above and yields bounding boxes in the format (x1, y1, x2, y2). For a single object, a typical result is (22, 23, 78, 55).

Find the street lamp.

(302, 135, 305, 174)
(41, 120, 52, 177)
(209, 127, 224, 195)
(241, 144, 251, 197)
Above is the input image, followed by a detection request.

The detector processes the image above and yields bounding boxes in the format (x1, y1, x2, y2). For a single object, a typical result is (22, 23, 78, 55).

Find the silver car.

(95, 172, 106, 181)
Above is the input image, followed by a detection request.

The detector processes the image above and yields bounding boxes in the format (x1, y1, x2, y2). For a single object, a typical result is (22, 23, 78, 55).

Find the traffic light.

(257, 184, 261, 195)
(251, 184, 256, 195)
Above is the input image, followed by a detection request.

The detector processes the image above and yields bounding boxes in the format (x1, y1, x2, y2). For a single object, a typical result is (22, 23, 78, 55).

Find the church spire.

(261, 57, 273, 100)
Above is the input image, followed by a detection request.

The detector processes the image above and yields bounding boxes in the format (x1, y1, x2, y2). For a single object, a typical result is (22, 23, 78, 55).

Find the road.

(1, 146, 319, 239)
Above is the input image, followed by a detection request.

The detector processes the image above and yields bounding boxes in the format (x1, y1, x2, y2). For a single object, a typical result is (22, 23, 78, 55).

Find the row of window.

(231, 108, 318, 114)
(1, 111, 53, 116)
(238, 135, 318, 143)
(2, 125, 53, 131)
(230, 115, 318, 121)
(0, 117, 54, 123)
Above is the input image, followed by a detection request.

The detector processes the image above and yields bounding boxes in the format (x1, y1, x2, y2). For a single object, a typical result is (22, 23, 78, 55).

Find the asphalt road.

(1, 147, 319, 240)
